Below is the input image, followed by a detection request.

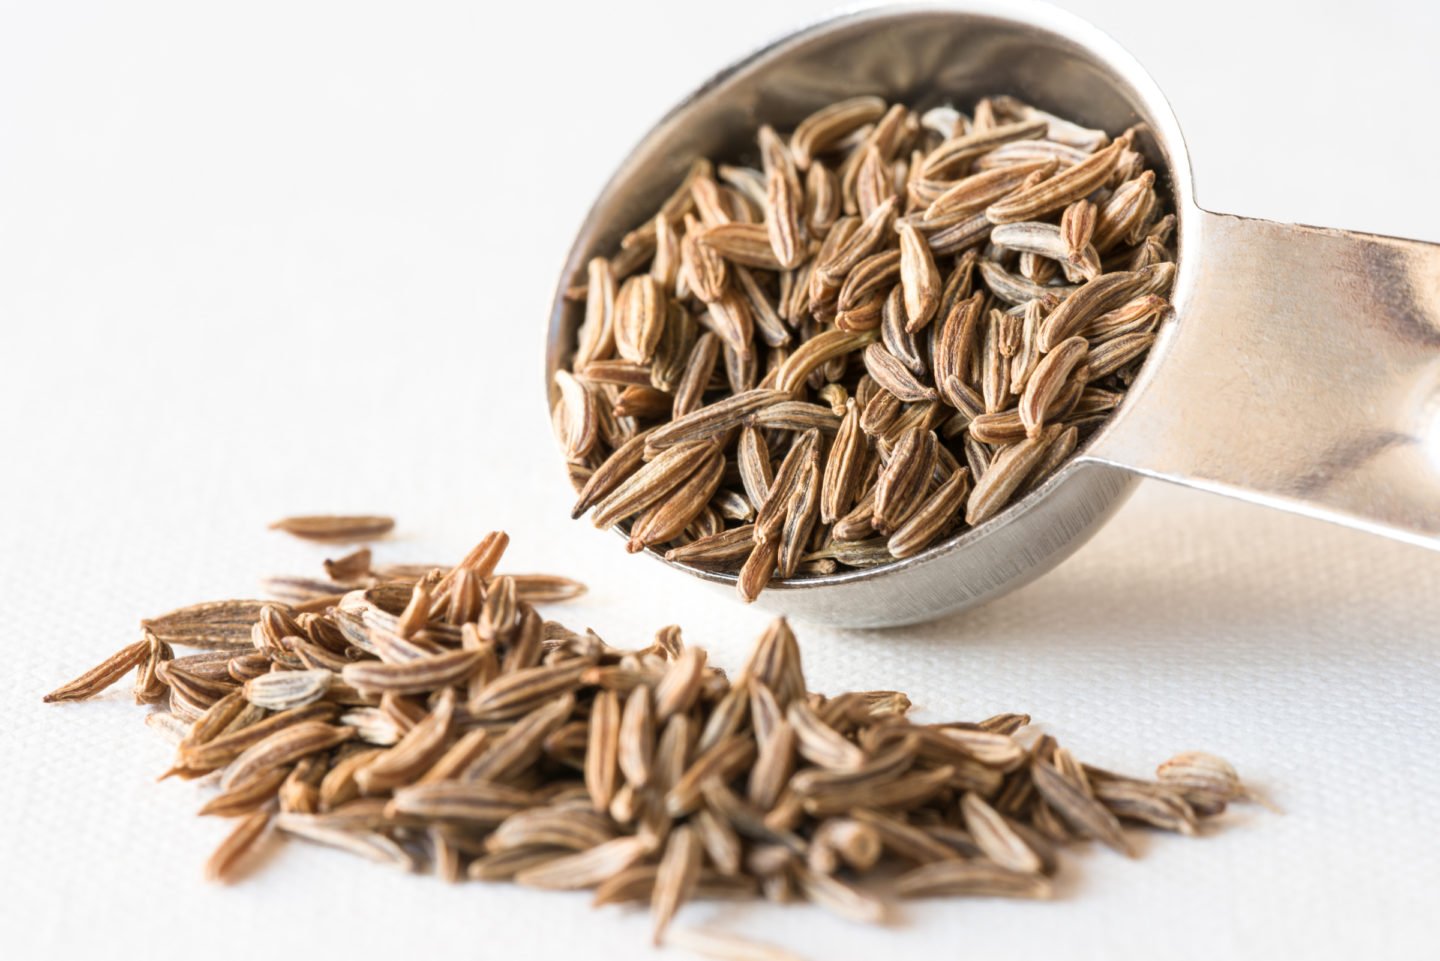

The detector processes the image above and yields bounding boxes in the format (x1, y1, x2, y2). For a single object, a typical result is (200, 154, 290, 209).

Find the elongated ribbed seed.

(243, 669, 333, 711)
(268, 515, 395, 542)
(985, 138, 1125, 224)
(341, 649, 482, 696)
(44, 638, 151, 702)
(791, 95, 888, 169)
(1019, 335, 1089, 435)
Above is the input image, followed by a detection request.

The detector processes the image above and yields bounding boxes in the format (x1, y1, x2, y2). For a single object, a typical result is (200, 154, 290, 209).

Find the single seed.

(268, 515, 395, 542)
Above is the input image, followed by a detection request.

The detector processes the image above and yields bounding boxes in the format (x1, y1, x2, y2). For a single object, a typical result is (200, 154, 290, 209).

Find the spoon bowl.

(546, 1, 1440, 626)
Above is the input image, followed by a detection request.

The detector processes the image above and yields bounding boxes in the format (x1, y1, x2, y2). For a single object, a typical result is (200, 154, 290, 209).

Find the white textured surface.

(4, 1, 1440, 958)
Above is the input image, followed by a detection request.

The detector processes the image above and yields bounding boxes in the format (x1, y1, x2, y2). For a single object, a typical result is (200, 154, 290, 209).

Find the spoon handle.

(1089, 209, 1440, 549)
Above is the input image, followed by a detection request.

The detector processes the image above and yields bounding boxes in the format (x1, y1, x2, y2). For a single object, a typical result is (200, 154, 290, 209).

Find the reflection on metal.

(1092, 213, 1440, 550)
(545, 2, 1440, 627)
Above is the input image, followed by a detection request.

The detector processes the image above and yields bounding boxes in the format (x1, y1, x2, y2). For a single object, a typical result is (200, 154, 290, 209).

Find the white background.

(4, 1, 1440, 958)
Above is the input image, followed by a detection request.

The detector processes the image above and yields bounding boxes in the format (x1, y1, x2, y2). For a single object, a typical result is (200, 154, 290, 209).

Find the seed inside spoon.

(559, 95, 1170, 600)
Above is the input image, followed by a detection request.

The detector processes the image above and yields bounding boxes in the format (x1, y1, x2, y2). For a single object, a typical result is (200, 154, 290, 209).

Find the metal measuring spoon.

(546, 2, 1440, 627)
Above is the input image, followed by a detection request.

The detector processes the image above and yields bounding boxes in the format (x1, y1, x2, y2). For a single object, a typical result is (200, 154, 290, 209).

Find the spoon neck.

(1088, 208, 1440, 550)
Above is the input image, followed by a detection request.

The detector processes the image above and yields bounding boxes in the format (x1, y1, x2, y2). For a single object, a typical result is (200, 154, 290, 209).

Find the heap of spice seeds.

(556, 95, 1175, 601)
(46, 531, 1263, 955)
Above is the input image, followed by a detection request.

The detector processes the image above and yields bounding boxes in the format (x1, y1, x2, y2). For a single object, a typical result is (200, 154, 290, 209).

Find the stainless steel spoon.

(546, 1, 1440, 627)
